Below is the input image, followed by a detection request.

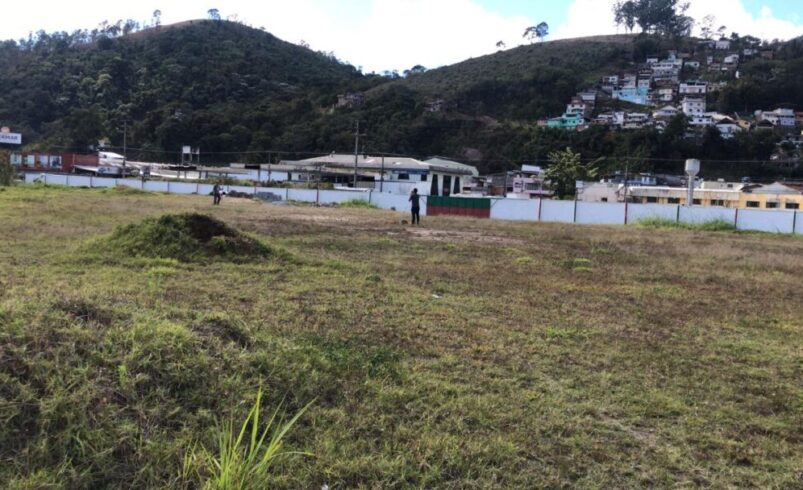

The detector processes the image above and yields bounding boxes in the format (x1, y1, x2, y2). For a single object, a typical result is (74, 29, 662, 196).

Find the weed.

(337, 198, 378, 209)
(637, 217, 737, 232)
(193, 389, 313, 490)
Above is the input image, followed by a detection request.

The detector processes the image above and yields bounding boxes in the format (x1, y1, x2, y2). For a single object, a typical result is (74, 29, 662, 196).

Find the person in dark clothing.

(409, 188, 420, 225)
(212, 183, 222, 205)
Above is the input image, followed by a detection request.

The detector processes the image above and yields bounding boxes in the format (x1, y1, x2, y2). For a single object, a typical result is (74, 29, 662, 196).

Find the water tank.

(685, 159, 700, 177)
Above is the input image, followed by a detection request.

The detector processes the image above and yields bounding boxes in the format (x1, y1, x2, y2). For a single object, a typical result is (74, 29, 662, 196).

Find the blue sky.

(2, 0, 802, 72)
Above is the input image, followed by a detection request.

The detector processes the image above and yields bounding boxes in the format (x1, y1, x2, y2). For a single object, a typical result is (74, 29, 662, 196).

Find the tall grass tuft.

(196, 389, 313, 490)
(637, 217, 736, 232)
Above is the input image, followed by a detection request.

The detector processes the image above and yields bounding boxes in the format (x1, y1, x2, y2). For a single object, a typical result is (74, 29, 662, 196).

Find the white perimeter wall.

(490, 199, 539, 221)
(540, 200, 575, 223)
(628, 203, 679, 223)
(678, 206, 736, 224)
(20, 173, 803, 234)
(736, 209, 795, 233)
(576, 202, 626, 225)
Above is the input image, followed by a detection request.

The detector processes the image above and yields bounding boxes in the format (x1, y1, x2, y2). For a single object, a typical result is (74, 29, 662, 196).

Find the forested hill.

(0, 20, 371, 155)
(2, 20, 803, 178)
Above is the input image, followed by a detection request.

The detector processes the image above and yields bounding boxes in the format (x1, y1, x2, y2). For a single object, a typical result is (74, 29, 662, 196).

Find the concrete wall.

(144, 181, 169, 192)
(540, 200, 575, 223)
(736, 209, 795, 233)
(20, 173, 803, 234)
(678, 206, 736, 224)
(628, 203, 679, 223)
(286, 189, 318, 202)
(576, 202, 626, 225)
(490, 198, 539, 221)
(318, 189, 369, 204)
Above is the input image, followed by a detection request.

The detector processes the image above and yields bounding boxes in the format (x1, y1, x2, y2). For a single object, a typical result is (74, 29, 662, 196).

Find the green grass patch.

(637, 217, 737, 232)
(337, 198, 378, 209)
(94, 213, 274, 263)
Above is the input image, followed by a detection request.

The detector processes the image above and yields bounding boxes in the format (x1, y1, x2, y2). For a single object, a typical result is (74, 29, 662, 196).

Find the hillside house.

(743, 48, 758, 57)
(715, 38, 731, 50)
(336, 92, 365, 108)
(682, 97, 706, 117)
(796, 112, 803, 126)
(613, 86, 650, 106)
(601, 75, 619, 85)
(760, 50, 774, 60)
(622, 113, 650, 129)
(547, 112, 587, 130)
(653, 105, 680, 120)
(685, 60, 700, 69)
(424, 99, 448, 112)
(646, 56, 659, 65)
(679, 81, 707, 95)
(654, 87, 675, 102)
(714, 117, 742, 138)
(578, 91, 597, 104)
(759, 108, 796, 128)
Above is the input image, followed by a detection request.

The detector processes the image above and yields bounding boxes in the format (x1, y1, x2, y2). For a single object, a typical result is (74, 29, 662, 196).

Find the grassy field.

(1, 185, 801, 489)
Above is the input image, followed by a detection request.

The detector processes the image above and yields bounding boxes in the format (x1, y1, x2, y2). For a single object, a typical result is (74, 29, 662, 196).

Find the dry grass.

(1, 185, 802, 489)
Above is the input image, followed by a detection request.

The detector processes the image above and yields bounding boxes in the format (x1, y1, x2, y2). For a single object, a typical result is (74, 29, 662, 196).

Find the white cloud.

(3, 0, 801, 75)
(686, 1, 803, 40)
(552, 0, 803, 41)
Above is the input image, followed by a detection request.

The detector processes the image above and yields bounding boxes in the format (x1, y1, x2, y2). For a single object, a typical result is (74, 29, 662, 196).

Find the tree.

(545, 147, 599, 199)
(535, 22, 549, 42)
(496, 40, 506, 49)
(152, 10, 162, 28)
(523, 22, 549, 43)
(614, 1, 638, 33)
(208, 8, 221, 21)
(699, 14, 715, 40)
(613, 0, 692, 37)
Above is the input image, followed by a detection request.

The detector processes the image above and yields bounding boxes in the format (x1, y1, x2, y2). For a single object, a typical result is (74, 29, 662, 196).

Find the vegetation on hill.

(1, 20, 803, 178)
(1, 186, 802, 488)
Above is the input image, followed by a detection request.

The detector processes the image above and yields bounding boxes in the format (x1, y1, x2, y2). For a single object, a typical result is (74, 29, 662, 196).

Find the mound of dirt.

(101, 213, 272, 262)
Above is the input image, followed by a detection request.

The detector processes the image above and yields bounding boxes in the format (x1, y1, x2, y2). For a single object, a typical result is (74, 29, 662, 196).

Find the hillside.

(2, 22, 803, 177)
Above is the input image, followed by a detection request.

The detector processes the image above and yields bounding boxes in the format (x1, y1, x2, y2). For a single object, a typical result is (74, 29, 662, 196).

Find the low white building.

(759, 108, 796, 128)
(653, 105, 680, 120)
(679, 81, 707, 95)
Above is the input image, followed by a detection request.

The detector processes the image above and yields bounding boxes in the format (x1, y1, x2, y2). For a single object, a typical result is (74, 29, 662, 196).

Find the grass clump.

(101, 185, 151, 196)
(191, 389, 313, 490)
(637, 217, 736, 232)
(337, 198, 378, 209)
(98, 213, 272, 262)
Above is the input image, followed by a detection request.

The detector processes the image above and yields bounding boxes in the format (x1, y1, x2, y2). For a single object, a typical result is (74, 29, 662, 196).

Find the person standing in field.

(212, 183, 222, 205)
(409, 188, 420, 225)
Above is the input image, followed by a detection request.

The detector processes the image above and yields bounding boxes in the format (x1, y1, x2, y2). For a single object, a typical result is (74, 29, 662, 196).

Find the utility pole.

(380, 154, 385, 192)
(353, 121, 366, 188)
(121, 120, 129, 177)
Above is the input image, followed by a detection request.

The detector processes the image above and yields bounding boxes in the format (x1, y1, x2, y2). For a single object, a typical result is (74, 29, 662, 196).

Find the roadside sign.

(0, 132, 22, 145)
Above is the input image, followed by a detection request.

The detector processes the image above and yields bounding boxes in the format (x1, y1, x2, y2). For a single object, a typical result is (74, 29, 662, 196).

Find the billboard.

(0, 132, 22, 145)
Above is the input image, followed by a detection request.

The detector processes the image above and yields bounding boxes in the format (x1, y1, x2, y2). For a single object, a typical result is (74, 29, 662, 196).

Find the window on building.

(746, 201, 760, 208)
(397, 173, 410, 180)
(601, 197, 608, 202)
(785, 202, 800, 210)
(693, 199, 702, 205)
(646, 196, 658, 203)
(710, 199, 725, 206)
(766, 201, 779, 209)
(420, 174, 427, 181)
(668, 197, 680, 204)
